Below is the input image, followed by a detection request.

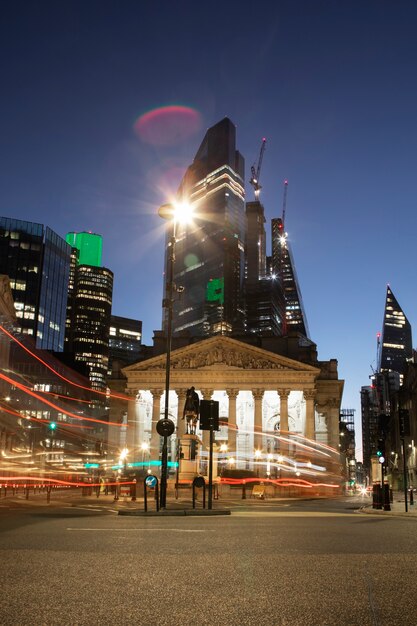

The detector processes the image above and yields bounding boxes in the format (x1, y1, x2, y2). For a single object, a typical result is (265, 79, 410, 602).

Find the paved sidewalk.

(359, 497, 417, 518)
(0, 488, 324, 512)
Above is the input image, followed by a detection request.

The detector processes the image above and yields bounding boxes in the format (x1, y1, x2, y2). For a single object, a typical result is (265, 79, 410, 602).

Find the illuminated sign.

(206, 278, 224, 304)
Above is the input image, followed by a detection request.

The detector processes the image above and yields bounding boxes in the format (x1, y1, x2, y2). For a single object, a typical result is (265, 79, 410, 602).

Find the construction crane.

(281, 179, 288, 227)
(249, 137, 266, 198)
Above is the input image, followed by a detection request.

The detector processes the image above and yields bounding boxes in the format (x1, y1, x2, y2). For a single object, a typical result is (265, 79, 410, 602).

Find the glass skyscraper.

(168, 117, 246, 337)
(245, 201, 286, 336)
(379, 285, 412, 375)
(0, 217, 70, 351)
(65, 232, 113, 392)
(271, 217, 309, 338)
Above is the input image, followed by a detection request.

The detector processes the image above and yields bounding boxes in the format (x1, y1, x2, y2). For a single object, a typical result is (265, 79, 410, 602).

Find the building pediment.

(123, 335, 319, 375)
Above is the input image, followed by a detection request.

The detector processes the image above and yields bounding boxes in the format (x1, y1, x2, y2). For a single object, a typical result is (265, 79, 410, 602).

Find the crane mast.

(249, 138, 266, 198)
(282, 179, 288, 227)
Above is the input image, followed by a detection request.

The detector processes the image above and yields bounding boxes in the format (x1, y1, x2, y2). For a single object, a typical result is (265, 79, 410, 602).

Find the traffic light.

(199, 400, 220, 431)
(376, 438, 385, 463)
(48, 421, 57, 432)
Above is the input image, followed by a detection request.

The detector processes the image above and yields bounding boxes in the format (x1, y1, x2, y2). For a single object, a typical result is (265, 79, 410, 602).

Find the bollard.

(410, 487, 414, 506)
(131, 479, 137, 501)
(242, 480, 246, 499)
(46, 485, 51, 503)
(383, 483, 391, 511)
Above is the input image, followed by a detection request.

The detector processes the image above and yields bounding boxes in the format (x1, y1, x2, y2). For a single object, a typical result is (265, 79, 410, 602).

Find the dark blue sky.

(2, 0, 417, 457)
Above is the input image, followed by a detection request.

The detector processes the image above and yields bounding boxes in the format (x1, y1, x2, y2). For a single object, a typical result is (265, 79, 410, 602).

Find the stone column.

(125, 390, 137, 456)
(225, 389, 239, 455)
(278, 388, 291, 456)
(176, 388, 188, 438)
(253, 389, 264, 451)
(304, 389, 316, 440)
(278, 389, 291, 433)
(150, 389, 163, 462)
(327, 397, 341, 451)
(200, 389, 213, 449)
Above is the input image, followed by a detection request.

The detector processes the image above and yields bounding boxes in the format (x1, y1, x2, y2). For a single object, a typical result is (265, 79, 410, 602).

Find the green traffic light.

(48, 422, 57, 431)
(376, 450, 382, 457)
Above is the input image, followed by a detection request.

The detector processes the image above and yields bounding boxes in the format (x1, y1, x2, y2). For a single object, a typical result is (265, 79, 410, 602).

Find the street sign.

(156, 418, 175, 437)
(145, 475, 157, 488)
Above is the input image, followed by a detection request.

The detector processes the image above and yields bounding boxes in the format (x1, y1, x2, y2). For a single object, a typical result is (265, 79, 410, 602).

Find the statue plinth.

(178, 434, 203, 481)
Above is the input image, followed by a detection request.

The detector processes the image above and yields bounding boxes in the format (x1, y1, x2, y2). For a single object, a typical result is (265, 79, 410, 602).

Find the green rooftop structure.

(66, 231, 102, 267)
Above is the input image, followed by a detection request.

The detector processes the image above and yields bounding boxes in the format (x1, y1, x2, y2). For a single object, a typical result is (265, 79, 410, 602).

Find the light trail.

(0, 371, 123, 427)
(0, 324, 130, 401)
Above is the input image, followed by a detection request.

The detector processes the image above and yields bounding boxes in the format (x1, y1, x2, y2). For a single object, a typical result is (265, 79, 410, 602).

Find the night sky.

(2, 1, 417, 458)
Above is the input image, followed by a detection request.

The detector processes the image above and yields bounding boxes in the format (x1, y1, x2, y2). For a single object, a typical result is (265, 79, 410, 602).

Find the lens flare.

(134, 105, 202, 146)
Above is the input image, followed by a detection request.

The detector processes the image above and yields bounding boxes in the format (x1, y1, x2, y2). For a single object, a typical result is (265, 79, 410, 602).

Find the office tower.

(361, 385, 380, 476)
(245, 201, 285, 335)
(168, 117, 246, 337)
(65, 232, 113, 392)
(379, 285, 412, 375)
(108, 315, 142, 373)
(271, 217, 309, 338)
(66, 231, 102, 267)
(0, 217, 70, 350)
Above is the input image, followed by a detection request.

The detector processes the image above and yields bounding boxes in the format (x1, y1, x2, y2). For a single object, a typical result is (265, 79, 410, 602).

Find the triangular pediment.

(122, 336, 319, 375)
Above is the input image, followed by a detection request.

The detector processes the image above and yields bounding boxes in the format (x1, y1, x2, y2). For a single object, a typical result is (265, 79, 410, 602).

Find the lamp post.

(254, 448, 262, 477)
(141, 441, 149, 470)
(157, 201, 193, 509)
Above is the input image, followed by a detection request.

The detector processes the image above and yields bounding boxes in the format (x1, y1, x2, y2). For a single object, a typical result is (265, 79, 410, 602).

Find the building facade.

(379, 285, 412, 375)
(166, 117, 246, 337)
(64, 231, 114, 393)
(108, 314, 142, 375)
(271, 216, 309, 338)
(109, 336, 343, 487)
(0, 217, 70, 350)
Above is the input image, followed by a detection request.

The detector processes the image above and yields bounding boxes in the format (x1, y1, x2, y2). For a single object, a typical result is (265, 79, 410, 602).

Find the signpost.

(199, 399, 220, 509)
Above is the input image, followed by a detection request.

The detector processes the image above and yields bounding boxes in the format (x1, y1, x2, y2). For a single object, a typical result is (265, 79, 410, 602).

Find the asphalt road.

(0, 497, 416, 626)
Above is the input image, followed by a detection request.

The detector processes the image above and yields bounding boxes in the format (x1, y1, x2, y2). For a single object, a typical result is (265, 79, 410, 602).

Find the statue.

(182, 386, 200, 435)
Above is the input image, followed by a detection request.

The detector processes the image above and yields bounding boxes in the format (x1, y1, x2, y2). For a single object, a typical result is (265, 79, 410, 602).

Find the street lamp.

(119, 447, 129, 476)
(254, 448, 262, 477)
(141, 441, 149, 469)
(157, 200, 193, 509)
(267, 453, 273, 478)
(219, 443, 228, 476)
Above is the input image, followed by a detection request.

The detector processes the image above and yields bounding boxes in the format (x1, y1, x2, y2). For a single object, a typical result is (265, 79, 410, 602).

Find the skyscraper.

(168, 117, 246, 337)
(379, 285, 412, 375)
(108, 314, 142, 374)
(0, 217, 70, 351)
(65, 232, 113, 392)
(271, 217, 309, 338)
(245, 201, 286, 336)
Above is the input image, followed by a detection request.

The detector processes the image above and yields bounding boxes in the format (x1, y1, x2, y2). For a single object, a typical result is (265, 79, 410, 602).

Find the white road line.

(66, 528, 213, 532)
(233, 511, 354, 517)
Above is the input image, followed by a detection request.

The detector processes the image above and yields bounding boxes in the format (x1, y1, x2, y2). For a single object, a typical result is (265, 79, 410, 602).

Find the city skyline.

(2, 2, 417, 457)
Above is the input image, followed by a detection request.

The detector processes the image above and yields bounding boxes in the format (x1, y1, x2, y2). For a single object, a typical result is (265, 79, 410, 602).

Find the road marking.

(69, 506, 107, 511)
(232, 511, 355, 517)
(66, 528, 213, 532)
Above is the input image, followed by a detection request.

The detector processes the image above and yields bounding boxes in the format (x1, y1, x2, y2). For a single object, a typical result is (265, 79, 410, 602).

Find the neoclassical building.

(109, 335, 344, 470)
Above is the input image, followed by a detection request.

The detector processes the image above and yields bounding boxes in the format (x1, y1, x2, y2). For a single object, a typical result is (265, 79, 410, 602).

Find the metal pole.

(160, 221, 176, 510)
(208, 428, 213, 509)
(402, 438, 408, 513)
